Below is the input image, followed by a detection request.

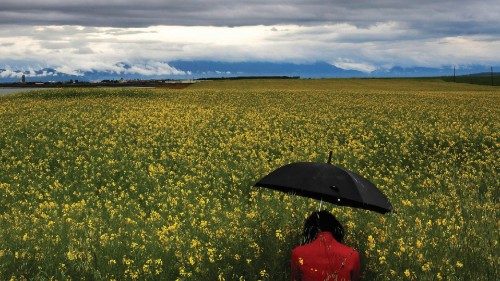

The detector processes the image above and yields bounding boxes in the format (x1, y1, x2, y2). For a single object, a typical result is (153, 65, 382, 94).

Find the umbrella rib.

(338, 167, 366, 206)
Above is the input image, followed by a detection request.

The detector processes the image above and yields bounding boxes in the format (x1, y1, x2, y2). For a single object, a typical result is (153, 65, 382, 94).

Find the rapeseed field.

(0, 79, 498, 280)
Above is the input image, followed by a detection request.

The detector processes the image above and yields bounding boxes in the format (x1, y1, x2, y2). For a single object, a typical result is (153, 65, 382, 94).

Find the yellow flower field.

(0, 79, 498, 280)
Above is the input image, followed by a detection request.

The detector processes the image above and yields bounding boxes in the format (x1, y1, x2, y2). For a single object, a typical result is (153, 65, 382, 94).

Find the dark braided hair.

(302, 210, 345, 244)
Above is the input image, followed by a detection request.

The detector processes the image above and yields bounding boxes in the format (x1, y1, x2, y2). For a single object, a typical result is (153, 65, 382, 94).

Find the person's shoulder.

(343, 245, 360, 267)
(336, 242, 360, 257)
(292, 243, 309, 255)
(291, 242, 317, 259)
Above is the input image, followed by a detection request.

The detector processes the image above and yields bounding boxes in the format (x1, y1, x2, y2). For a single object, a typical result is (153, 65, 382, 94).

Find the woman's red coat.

(291, 232, 361, 281)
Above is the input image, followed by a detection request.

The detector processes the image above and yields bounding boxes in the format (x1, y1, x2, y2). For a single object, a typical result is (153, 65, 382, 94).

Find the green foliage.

(442, 74, 500, 86)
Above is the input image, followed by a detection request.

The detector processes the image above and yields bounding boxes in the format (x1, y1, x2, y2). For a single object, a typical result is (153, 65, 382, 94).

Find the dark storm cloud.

(1, 0, 499, 36)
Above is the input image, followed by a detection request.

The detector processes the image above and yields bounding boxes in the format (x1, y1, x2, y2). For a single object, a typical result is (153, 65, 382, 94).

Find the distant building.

(21, 74, 26, 83)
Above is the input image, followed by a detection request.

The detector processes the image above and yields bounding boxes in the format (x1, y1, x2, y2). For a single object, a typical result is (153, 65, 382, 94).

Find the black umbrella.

(254, 153, 393, 214)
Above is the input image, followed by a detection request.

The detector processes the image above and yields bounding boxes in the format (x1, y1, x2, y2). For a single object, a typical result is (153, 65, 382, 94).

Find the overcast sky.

(1, 0, 499, 74)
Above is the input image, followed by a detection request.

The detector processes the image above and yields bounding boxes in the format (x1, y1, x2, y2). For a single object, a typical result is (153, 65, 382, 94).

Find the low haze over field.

(1, 0, 499, 79)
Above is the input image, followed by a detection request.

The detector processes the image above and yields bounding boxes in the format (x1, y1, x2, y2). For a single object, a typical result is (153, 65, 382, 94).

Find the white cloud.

(53, 65, 84, 76)
(0, 24, 499, 73)
(1, 0, 499, 35)
(123, 62, 189, 76)
(333, 60, 377, 73)
(0, 67, 58, 78)
(0, 69, 23, 78)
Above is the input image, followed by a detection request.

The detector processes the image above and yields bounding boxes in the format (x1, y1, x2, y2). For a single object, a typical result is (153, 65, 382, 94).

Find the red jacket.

(291, 232, 361, 281)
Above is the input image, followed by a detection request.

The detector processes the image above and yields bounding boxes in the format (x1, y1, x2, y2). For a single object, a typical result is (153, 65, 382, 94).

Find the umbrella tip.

(327, 151, 333, 164)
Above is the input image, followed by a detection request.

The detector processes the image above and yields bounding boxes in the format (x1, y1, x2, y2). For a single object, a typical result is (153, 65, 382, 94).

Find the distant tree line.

(442, 72, 499, 86)
(196, 76, 300, 80)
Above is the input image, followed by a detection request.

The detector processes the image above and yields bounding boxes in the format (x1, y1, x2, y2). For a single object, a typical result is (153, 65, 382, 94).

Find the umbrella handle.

(327, 151, 333, 164)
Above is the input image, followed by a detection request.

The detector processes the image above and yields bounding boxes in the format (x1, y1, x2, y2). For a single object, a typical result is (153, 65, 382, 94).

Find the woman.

(291, 211, 361, 281)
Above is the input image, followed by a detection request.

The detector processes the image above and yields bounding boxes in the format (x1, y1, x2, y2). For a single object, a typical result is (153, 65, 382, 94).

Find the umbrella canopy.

(254, 162, 393, 214)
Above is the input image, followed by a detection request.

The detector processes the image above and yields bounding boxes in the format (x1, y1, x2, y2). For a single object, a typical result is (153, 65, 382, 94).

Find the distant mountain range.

(0, 61, 497, 82)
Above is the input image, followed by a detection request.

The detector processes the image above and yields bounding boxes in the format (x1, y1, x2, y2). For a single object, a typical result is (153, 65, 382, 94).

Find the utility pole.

(453, 66, 456, 82)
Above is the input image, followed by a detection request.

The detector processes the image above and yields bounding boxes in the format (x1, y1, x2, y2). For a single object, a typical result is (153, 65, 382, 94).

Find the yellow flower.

(123, 257, 133, 266)
(401, 199, 413, 207)
(190, 239, 201, 248)
(399, 245, 406, 253)
(422, 262, 431, 272)
(367, 235, 376, 250)
(379, 256, 386, 264)
(275, 229, 284, 241)
(415, 240, 422, 248)
(404, 269, 411, 277)
(66, 250, 77, 261)
(143, 263, 151, 274)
